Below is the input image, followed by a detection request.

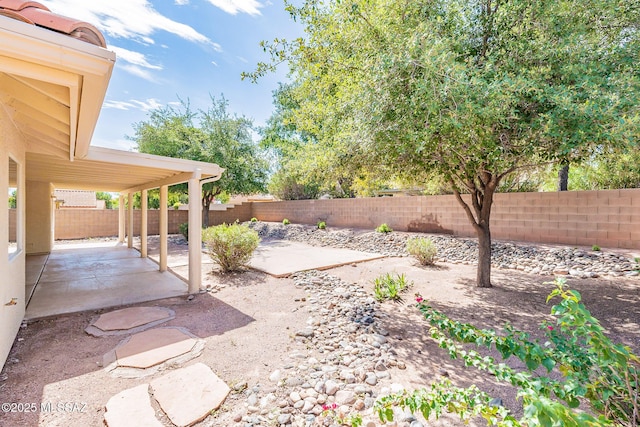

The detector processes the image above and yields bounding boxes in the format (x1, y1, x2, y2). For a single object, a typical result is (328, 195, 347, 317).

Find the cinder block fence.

(52, 188, 640, 249)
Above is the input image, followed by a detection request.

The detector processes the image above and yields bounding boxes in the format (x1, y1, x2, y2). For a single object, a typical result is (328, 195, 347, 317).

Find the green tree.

(132, 95, 268, 226)
(8, 190, 16, 209)
(247, 0, 639, 287)
(96, 191, 115, 209)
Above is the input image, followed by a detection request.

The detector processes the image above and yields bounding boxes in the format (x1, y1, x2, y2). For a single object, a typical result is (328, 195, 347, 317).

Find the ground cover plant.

(202, 222, 260, 272)
(373, 272, 412, 302)
(375, 223, 393, 233)
(376, 278, 640, 426)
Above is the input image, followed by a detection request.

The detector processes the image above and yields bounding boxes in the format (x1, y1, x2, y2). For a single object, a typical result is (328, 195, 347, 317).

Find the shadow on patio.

(25, 241, 188, 320)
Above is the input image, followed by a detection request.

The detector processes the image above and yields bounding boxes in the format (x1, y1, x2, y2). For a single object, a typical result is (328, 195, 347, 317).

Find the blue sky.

(40, 0, 302, 151)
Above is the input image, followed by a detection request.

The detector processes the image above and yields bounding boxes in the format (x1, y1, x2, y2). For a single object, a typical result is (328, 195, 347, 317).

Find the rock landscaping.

(247, 222, 640, 278)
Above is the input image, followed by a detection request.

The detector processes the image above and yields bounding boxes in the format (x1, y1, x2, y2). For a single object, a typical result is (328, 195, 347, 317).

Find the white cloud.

(40, 0, 220, 49)
(120, 64, 158, 82)
(175, 0, 189, 4)
(103, 98, 163, 111)
(205, 0, 263, 16)
(236, 56, 249, 63)
(211, 61, 218, 67)
(110, 46, 162, 70)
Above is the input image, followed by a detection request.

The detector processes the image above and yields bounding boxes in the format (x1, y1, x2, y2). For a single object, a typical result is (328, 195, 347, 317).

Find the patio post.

(159, 185, 168, 272)
(127, 192, 133, 249)
(118, 194, 125, 243)
(140, 189, 147, 258)
(188, 170, 202, 294)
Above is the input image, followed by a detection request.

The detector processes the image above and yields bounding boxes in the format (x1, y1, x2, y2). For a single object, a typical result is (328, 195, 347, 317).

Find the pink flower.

(322, 404, 329, 411)
(547, 326, 554, 331)
(416, 296, 424, 303)
(331, 403, 337, 409)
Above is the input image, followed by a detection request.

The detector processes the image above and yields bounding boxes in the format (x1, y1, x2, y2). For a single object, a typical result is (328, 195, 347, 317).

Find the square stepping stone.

(151, 362, 230, 427)
(104, 384, 162, 427)
(115, 327, 197, 369)
(87, 307, 174, 336)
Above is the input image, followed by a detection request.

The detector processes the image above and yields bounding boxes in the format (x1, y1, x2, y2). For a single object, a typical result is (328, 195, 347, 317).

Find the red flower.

(416, 296, 424, 303)
(547, 326, 554, 331)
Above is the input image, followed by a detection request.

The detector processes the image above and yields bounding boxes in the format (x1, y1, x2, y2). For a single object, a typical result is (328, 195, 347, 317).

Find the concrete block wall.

(52, 189, 640, 249)
(250, 189, 640, 249)
(54, 203, 253, 240)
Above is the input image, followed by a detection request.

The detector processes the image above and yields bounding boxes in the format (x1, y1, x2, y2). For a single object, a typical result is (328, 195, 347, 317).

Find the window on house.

(8, 157, 19, 258)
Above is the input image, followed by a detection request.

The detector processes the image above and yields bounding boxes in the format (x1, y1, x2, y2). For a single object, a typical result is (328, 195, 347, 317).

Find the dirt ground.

(1, 237, 639, 427)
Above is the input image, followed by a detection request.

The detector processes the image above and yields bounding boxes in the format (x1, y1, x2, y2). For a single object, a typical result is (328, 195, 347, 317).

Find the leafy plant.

(373, 273, 412, 302)
(178, 222, 189, 241)
(250, 217, 258, 222)
(376, 223, 393, 233)
(317, 221, 326, 229)
(406, 237, 437, 266)
(202, 223, 260, 273)
(172, 202, 181, 210)
(592, 244, 601, 251)
(376, 278, 640, 426)
(282, 218, 290, 225)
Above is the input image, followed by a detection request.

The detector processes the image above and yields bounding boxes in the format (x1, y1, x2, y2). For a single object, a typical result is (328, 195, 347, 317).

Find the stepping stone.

(151, 362, 230, 427)
(115, 327, 198, 369)
(86, 307, 175, 336)
(104, 384, 162, 427)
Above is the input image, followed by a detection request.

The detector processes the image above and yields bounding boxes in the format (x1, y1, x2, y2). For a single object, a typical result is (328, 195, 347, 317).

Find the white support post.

(141, 189, 147, 258)
(118, 194, 125, 243)
(159, 185, 168, 272)
(188, 172, 202, 294)
(127, 192, 133, 248)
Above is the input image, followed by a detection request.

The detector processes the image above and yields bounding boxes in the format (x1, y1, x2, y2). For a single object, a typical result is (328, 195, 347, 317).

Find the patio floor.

(25, 242, 187, 320)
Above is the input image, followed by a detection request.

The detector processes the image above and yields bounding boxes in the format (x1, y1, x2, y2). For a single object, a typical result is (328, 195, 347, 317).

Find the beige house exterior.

(1, 2, 223, 368)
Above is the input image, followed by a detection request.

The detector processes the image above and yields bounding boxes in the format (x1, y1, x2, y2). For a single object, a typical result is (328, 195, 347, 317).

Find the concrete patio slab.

(104, 384, 162, 427)
(151, 362, 230, 427)
(86, 307, 175, 336)
(114, 327, 198, 369)
(249, 240, 385, 277)
(25, 243, 187, 320)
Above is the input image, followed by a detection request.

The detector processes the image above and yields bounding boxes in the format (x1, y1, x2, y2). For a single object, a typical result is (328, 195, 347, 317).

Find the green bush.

(202, 223, 260, 273)
(376, 278, 640, 426)
(376, 223, 393, 233)
(592, 244, 601, 251)
(178, 222, 189, 241)
(373, 273, 412, 302)
(406, 237, 437, 265)
(250, 217, 258, 222)
(317, 221, 326, 229)
(283, 218, 290, 225)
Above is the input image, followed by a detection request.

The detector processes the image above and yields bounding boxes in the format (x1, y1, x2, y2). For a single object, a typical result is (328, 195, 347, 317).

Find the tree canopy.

(132, 95, 269, 226)
(247, 0, 640, 287)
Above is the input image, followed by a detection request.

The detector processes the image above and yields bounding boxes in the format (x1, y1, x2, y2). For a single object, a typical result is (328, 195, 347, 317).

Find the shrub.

(317, 221, 326, 229)
(373, 273, 412, 302)
(406, 237, 437, 265)
(202, 223, 260, 273)
(592, 244, 601, 251)
(172, 202, 181, 210)
(376, 278, 640, 426)
(251, 217, 258, 222)
(283, 218, 290, 225)
(376, 223, 393, 233)
(178, 222, 189, 241)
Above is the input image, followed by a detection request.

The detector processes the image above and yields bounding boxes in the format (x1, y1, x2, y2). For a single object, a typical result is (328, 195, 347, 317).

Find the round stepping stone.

(86, 307, 175, 336)
(115, 327, 198, 369)
(104, 384, 162, 427)
(151, 362, 230, 427)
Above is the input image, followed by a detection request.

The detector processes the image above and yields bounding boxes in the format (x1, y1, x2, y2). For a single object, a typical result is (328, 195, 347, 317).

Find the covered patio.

(24, 241, 187, 320)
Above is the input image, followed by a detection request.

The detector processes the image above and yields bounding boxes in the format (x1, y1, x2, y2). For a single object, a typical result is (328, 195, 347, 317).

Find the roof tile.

(0, 0, 106, 47)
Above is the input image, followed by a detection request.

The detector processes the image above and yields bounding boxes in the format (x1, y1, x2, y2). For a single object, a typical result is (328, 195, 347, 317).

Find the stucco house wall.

(1, 105, 27, 369)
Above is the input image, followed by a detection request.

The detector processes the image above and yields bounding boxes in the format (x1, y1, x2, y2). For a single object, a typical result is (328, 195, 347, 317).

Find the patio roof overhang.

(1, 14, 223, 192)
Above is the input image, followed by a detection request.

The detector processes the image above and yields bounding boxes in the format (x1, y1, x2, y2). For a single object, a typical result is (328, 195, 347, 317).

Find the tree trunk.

(558, 162, 569, 191)
(450, 173, 498, 288)
(476, 222, 492, 288)
(202, 202, 210, 228)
